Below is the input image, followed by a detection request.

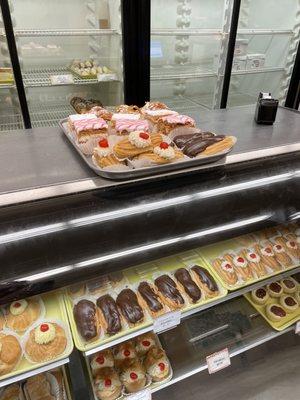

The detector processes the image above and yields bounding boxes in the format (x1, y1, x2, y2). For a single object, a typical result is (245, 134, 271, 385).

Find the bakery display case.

(0, 105, 300, 399)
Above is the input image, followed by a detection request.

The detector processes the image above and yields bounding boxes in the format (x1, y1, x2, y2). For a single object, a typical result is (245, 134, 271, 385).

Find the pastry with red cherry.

(5, 298, 42, 333)
(211, 257, 238, 286)
(265, 240, 292, 268)
(113, 132, 159, 159)
(119, 358, 146, 393)
(224, 253, 254, 281)
(144, 347, 170, 382)
(267, 282, 283, 298)
(274, 236, 300, 259)
(280, 277, 298, 294)
(113, 341, 137, 369)
(25, 322, 67, 363)
(135, 142, 184, 165)
(91, 350, 114, 377)
(94, 368, 122, 400)
(93, 138, 125, 168)
(253, 244, 281, 272)
(265, 304, 287, 322)
(279, 295, 299, 313)
(240, 249, 267, 278)
(251, 287, 269, 305)
(135, 332, 156, 356)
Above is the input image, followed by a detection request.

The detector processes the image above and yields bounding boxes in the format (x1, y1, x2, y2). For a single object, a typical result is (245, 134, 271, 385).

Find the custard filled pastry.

(120, 358, 146, 393)
(135, 332, 156, 356)
(223, 253, 253, 281)
(211, 257, 238, 286)
(94, 367, 122, 400)
(240, 249, 267, 278)
(113, 341, 137, 368)
(25, 322, 67, 363)
(0, 333, 22, 376)
(190, 265, 219, 298)
(91, 349, 114, 377)
(274, 236, 300, 259)
(144, 347, 170, 382)
(6, 298, 42, 333)
(253, 244, 281, 272)
(270, 241, 293, 268)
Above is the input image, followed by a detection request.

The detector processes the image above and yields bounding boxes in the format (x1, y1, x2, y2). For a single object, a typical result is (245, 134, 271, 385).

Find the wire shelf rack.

(1, 28, 120, 37)
(29, 103, 74, 128)
(0, 113, 24, 132)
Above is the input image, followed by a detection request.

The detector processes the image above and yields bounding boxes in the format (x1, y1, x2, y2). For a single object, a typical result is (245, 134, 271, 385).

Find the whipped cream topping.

(286, 240, 298, 249)
(160, 114, 195, 125)
(261, 247, 274, 257)
(144, 109, 178, 117)
(97, 376, 121, 392)
(114, 347, 136, 361)
(273, 244, 284, 253)
(74, 117, 108, 132)
(147, 362, 168, 378)
(246, 252, 260, 263)
(221, 261, 234, 273)
(116, 119, 149, 133)
(94, 141, 111, 157)
(136, 337, 155, 354)
(153, 144, 175, 159)
(120, 369, 145, 383)
(128, 131, 151, 148)
(112, 113, 140, 121)
(34, 323, 56, 344)
(91, 354, 114, 371)
(233, 256, 248, 268)
(10, 299, 28, 315)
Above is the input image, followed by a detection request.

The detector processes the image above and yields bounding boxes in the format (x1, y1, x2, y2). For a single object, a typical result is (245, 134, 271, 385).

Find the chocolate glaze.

(269, 282, 282, 293)
(285, 297, 297, 306)
(154, 275, 184, 305)
(270, 305, 286, 317)
(97, 295, 121, 335)
(138, 282, 163, 313)
(191, 265, 219, 293)
(174, 268, 201, 303)
(183, 135, 226, 157)
(73, 299, 97, 341)
(283, 279, 295, 289)
(173, 132, 215, 148)
(116, 289, 144, 324)
(256, 288, 267, 299)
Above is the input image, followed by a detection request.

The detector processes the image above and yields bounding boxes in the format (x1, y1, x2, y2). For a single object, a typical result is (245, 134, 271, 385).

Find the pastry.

(25, 322, 67, 363)
(96, 295, 122, 335)
(279, 295, 298, 313)
(115, 119, 150, 135)
(271, 242, 293, 268)
(91, 350, 114, 376)
(115, 105, 140, 114)
(116, 289, 144, 326)
(274, 236, 300, 259)
(154, 274, 185, 310)
(74, 117, 108, 141)
(174, 268, 202, 303)
(0, 384, 21, 400)
(251, 287, 269, 305)
(68, 113, 96, 130)
(5, 298, 42, 333)
(141, 101, 169, 111)
(224, 253, 254, 281)
(113, 131, 153, 159)
(119, 358, 146, 393)
(137, 281, 165, 318)
(267, 282, 283, 298)
(144, 347, 170, 382)
(89, 106, 113, 121)
(73, 299, 100, 341)
(142, 109, 178, 125)
(135, 142, 184, 165)
(94, 368, 122, 400)
(280, 277, 298, 294)
(240, 249, 267, 278)
(93, 139, 125, 169)
(111, 113, 140, 129)
(254, 244, 281, 272)
(0, 310, 5, 331)
(49, 369, 65, 400)
(25, 373, 54, 400)
(135, 332, 156, 356)
(113, 341, 137, 368)
(0, 333, 22, 376)
(265, 304, 286, 322)
(156, 114, 195, 134)
(87, 275, 111, 296)
(201, 136, 236, 155)
(190, 265, 219, 297)
(211, 257, 238, 286)
(173, 131, 214, 148)
(181, 134, 227, 157)
(67, 284, 86, 298)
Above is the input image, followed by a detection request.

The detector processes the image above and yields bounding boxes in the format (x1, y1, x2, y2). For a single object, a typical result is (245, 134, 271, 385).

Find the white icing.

(144, 109, 178, 117)
(94, 146, 111, 157)
(233, 256, 247, 268)
(261, 247, 274, 257)
(273, 244, 284, 253)
(128, 131, 151, 148)
(246, 252, 260, 263)
(69, 114, 95, 123)
(120, 369, 145, 383)
(220, 261, 234, 273)
(114, 348, 136, 361)
(136, 338, 155, 354)
(91, 354, 114, 371)
(153, 145, 175, 159)
(112, 113, 140, 121)
(147, 362, 168, 378)
(10, 299, 28, 316)
(286, 240, 298, 249)
(97, 376, 121, 392)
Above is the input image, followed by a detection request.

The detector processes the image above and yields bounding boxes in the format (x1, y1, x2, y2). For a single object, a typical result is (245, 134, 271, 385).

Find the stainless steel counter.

(0, 105, 299, 206)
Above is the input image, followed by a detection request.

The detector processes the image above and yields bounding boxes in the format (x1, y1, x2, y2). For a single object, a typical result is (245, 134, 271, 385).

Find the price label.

(295, 321, 300, 334)
(50, 74, 74, 85)
(97, 73, 117, 82)
(127, 389, 151, 400)
(153, 310, 181, 333)
(206, 348, 231, 374)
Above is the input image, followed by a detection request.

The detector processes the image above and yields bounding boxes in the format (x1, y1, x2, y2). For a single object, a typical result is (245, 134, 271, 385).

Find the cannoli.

(240, 249, 267, 278)
(211, 257, 238, 286)
(223, 253, 254, 281)
(253, 244, 281, 272)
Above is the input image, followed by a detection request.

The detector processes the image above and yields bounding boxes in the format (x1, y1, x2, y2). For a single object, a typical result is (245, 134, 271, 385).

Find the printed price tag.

(50, 74, 74, 85)
(295, 321, 300, 334)
(127, 388, 151, 400)
(153, 310, 181, 333)
(97, 73, 117, 81)
(206, 348, 231, 374)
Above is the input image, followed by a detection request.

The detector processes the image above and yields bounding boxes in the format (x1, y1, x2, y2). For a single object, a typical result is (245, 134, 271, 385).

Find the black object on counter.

(254, 92, 278, 125)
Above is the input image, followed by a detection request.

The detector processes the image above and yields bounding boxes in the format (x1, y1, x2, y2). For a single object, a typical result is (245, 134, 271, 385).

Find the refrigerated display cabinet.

(0, 105, 299, 399)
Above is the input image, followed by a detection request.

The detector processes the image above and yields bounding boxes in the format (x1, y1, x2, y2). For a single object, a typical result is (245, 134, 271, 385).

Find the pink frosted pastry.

(115, 119, 150, 135)
(142, 109, 178, 124)
(111, 113, 140, 129)
(156, 114, 195, 134)
(74, 117, 108, 155)
(68, 113, 96, 130)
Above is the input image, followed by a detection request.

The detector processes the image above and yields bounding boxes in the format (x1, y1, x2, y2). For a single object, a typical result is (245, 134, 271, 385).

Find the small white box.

(246, 53, 266, 69)
(234, 39, 249, 56)
(232, 56, 247, 71)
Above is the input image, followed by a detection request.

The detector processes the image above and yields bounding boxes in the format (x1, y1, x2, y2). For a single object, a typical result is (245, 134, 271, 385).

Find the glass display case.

(8, 0, 123, 127)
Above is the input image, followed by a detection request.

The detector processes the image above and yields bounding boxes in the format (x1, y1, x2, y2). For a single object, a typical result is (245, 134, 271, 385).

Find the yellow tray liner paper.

(65, 254, 227, 352)
(244, 292, 300, 331)
(0, 291, 73, 382)
(197, 238, 300, 291)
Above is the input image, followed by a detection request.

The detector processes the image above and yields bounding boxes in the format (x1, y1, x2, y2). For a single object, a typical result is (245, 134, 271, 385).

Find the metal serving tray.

(60, 119, 233, 180)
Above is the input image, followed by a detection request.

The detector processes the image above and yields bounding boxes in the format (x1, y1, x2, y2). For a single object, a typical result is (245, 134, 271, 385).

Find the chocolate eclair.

(97, 295, 122, 335)
(173, 131, 215, 149)
(183, 135, 226, 157)
(73, 299, 99, 341)
(190, 265, 219, 297)
(154, 274, 185, 310)
(116, 289, 144, 325)
(137, 281, 164, 317)
(174, 268, 201, 303)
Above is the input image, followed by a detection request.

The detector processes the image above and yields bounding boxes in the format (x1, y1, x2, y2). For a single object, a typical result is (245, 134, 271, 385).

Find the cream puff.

(0, 333, 22, 376)
(144, 347, 170, 382)
(280, 277, 298, 294)
(119, 358, 146, 393)
(274, 236, 300, 259)
(240, 249, 267, 278)
(113, 341, 137, 368)
(223, 253, 253, 281)
(5, 298, 42, 333)
(265, 304, 286, 322)
(94, 368, 122, 400)
(90, 350, 114, 377)
(25, 322, 67, 363)
(254, 244, 281, 272)
(135, 332, 156, 356)
(211, 257, 238, 286)
(251, 288, 269, 305)
(271, 242, 292, 268)
(267, 282, 283, 298)
(279, 295, 299, 313)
